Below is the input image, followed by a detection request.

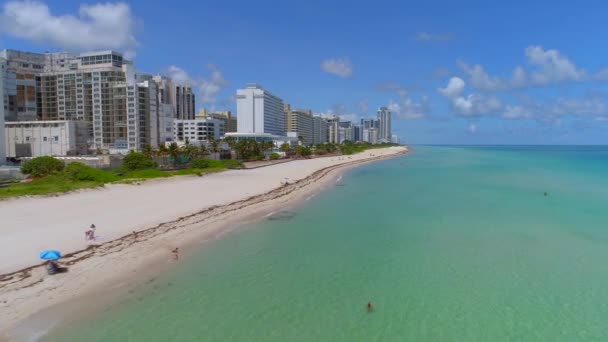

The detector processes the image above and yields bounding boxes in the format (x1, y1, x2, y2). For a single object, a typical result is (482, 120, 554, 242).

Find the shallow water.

(45, 146, 608, 341)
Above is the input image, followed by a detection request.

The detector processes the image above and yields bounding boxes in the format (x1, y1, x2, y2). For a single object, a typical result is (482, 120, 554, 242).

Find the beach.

(0, 146, 407, 339)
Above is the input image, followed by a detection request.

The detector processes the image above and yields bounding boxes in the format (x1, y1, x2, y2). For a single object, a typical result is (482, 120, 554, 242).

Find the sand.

(0, 146, 407, 339)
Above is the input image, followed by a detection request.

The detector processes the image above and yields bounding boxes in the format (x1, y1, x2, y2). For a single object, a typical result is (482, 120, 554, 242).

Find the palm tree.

(142, 144, 153, 158)
(168, 142, 180, 167)
(280, 142, 290, 155)
(210, 139, 221, 160)
(198, 144, 209, 158)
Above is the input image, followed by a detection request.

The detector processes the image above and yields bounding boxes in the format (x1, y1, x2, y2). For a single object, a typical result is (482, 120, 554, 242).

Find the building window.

(43, 137, 48, 142)
(25, 136, 30, 142)
(54, 136, 59, 142)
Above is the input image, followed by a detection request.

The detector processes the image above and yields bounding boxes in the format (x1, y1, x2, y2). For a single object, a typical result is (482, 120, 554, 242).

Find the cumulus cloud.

(198, 64, 229, 104)
(379, 83, 429, 119)
(438, 77, 502, 117)
(167, 65, 192, 85)
(438, 77, 465, 98)
(167, 64, 229, 105)
(321, 58, 353, 78)
(503, 105, 533, 119)
(456, 46, 604, 91)
(0, 1, 138, 56)
(413, 32, 454, 42)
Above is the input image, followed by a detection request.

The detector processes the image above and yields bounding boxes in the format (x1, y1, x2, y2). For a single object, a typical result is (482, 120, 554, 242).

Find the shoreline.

(0, 146, 408, 340)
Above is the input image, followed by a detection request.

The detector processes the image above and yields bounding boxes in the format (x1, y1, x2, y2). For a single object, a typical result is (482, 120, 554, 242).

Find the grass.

(0, 164, 232, 200)
(0, 174, 104, 199)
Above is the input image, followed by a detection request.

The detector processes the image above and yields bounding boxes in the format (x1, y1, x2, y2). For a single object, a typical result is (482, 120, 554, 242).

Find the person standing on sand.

(172, 248, 179, 261)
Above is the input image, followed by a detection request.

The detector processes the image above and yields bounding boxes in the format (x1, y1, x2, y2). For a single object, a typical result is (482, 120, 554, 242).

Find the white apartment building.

(284, 104, 314, 146)
(377, 106, 392, 143)
(236, 84, 285, 136)
(391, 134, 400, 144)
(312, 115, 328, 145)
(0, 49, 46, 122)
(174, 118, 225, 144)
(325, 116, 340, 144)
(152, 75, 195, 120)
(0, 59, 6, 164)
(5, 120, 90, 157)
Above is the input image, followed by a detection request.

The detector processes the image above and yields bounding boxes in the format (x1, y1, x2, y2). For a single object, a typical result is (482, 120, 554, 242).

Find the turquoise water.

(46, 146, 608, 341)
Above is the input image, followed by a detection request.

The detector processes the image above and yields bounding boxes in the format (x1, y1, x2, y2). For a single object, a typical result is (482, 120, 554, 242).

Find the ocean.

(45, 146, 608, 341)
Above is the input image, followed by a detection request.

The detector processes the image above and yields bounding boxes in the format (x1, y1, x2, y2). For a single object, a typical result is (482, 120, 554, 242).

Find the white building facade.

(377, 106, 392, 143)
(0, 59, 5, 164)
(5, 120, 90, 157)
(236, 84, 285, 136)
(174, 118, 225, 144)
(312, 115, 328, 145)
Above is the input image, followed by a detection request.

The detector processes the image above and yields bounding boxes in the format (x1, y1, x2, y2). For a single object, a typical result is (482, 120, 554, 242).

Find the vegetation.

(269, 152, 280, 160)
(21, 156, 65, 177)
(64, 162, 120, 182)
(123, 151, 157, 171)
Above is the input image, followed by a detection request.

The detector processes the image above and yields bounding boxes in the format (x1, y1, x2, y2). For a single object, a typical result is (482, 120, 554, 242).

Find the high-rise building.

(0, 59, 6, 164)
(197, 109, 237, 133)
(325, 116, 340, 144)
(152, 75, 195, 120)
(312, 115, 328, 145)
(391, 134, 400, 144)
(236, 84, 284, 135)
(36, 50, 171, 153)
(0, 49, 46, 122)
(353, 124, 362, 142)
(284, 104, 314, 145)
(377, 106, 392, 143)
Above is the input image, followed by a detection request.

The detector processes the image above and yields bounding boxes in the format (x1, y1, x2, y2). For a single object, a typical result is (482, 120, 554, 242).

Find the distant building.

(353, 124, 362, 142)
(391, 134, 400, 144)
(312, 115, 328, 145)
(152, 75, 195, 120)
(173, 118, 225, 144)
(5, 120, 90, 157)
(377, 106, 392, 143)
(197, 109, 237, 133)
(0, 59, 5, 164)
(0, 49, 46, 122)
(224, 132, 297, 147)
(284, 104, 314, 145)
(236, 84, 285, 136)
(325, 116, 340, 144)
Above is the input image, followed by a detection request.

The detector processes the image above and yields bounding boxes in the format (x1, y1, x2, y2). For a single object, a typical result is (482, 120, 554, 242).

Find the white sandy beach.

(0, 146, 407, 340)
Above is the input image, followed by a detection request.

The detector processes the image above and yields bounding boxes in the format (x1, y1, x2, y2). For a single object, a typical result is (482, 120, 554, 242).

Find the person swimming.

(367, 302, 373, 312)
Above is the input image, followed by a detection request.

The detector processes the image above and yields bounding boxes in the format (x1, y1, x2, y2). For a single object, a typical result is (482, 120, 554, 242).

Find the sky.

(1, 0, 608, 144)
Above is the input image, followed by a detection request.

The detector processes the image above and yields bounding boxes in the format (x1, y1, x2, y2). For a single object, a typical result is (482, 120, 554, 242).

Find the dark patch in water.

(267, 211, 297, 221)
(335, 183, 346, 187)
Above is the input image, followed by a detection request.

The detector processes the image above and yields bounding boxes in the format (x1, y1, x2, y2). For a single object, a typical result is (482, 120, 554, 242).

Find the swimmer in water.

(367, 302, 373, 312)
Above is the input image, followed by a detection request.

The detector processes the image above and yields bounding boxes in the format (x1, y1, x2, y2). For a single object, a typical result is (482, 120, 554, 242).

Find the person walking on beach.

(172, 247, 179, 261)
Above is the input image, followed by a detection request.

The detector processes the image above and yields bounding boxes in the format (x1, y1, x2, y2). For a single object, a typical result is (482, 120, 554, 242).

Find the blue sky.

(2, 0, 608, 144)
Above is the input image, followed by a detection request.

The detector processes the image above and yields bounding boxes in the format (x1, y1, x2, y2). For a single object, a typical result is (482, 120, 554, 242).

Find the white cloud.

(525, 45, 586, 85)
(456, 46, 601, 91)
(0, 1, 138, 56)
(503, 105, 533, 119)
(468, 123, 477, 133)
(167, 65, 192, 85)
(380, 82, 429, 119)
(438, 77, 465, 98)
(321, 58, 353, 78)
(438, 77, 502, 117)
(167, 64, 229, 106)
(198, 64, 229, 104)
(413, 32, 454, 42)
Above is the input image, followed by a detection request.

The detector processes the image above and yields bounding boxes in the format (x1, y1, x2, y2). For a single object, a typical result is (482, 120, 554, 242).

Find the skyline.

(2, 1, 608, 144)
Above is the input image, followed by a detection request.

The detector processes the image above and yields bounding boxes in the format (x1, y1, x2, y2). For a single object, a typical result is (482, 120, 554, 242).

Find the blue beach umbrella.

(39, 250, 61, 261)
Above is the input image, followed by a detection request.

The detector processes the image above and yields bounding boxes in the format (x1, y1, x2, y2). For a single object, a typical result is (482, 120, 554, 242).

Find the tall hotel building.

(236, 84, 285, 136)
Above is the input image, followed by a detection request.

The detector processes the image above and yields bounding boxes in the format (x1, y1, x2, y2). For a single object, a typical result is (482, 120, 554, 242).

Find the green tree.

(21, 156, 65, 177)
(142, 144, 153, 158)
(210, 139, 221, 159)
(168, 142, 181, 166)
(280, 142, 290, 154)
(158, 143, 168, 157)
(123, 151, 157, 171)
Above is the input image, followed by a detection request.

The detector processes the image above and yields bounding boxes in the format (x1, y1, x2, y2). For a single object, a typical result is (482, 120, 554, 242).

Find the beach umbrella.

(39, 250, 61, 261)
